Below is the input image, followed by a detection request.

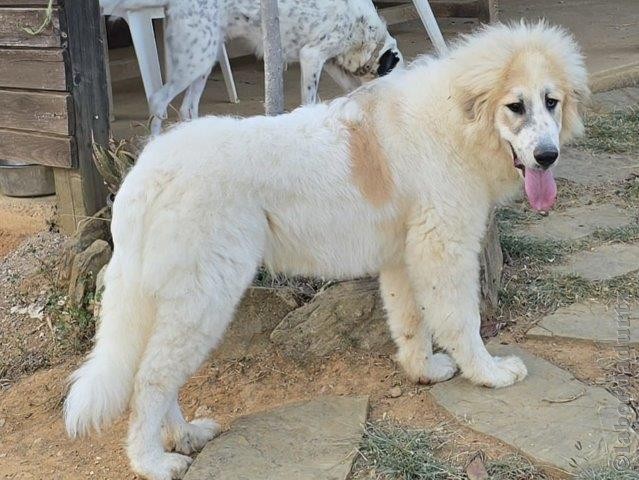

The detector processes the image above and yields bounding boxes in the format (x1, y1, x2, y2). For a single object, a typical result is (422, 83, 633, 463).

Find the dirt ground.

(0, 228, 628, 480)
(0, 196, 55, 258)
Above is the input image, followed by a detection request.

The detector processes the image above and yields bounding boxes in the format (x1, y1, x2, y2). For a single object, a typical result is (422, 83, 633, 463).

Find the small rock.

(95, 264, 108, 296)
(67, 240, 112, 307)
(58, 207, 111, 286)
(388, 386, 402, 398)
(0, 418, 6, 428)
(194, 405, 213, 418)
(466, 453, 489, 480)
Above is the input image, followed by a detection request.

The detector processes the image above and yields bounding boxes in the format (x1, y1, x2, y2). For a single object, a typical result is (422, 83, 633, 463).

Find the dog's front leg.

(380, 263, 457, 384)
(299, 46, 326, 104)
(405, 224, 527, 388)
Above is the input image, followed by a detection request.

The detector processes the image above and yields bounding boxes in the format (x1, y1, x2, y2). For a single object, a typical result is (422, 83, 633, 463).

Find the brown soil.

(0, 350, 520, 480)
(0, 230, 632, 480)
(0, 195, 56, 259)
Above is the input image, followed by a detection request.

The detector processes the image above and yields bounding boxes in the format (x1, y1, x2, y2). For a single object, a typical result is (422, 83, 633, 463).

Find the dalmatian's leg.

(299, 45, 329, 104)
(150, 3, 220, 135)
(323, 61, 362, 93)
(179, 65, 214, 121)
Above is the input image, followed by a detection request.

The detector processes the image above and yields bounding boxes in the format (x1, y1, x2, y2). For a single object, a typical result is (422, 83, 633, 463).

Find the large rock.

(270, 278, 393, 359)
(58, 207, 111, 285)
(431, 343, 638, 474)
(527, 301, 639, 344)
(552, 243, 639, 281)
(214, 287, 299, 360)
(67, 239, 112, 306)
(184, 396, 369, 480)
(271, 215, 503, 359)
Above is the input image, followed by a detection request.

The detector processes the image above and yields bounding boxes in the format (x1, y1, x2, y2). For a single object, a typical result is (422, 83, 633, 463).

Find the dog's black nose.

(534, 148, 559, 168)
(377, 49, 400, 76)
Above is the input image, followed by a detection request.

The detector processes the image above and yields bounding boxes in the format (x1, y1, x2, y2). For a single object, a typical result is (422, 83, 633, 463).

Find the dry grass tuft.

(574, 109, 639, 154)
(351, 422, 549, 480)
(92, 136, 139, 194)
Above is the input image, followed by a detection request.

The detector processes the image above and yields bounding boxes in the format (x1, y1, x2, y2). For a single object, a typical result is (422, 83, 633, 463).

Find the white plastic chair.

(413, 0, 448, 55)
(115, 7, 238, 108)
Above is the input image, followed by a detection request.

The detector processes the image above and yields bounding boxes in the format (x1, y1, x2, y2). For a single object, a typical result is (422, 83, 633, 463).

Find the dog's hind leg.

(161, 394, 220, 455)
(405, 224, 527, 388)
(179, 66, 213, 121)
(126, 225, 264, 479)
(380, 263, 457, 384)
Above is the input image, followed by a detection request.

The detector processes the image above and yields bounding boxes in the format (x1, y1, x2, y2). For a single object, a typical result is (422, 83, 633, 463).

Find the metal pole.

(260, 0, 284, 115)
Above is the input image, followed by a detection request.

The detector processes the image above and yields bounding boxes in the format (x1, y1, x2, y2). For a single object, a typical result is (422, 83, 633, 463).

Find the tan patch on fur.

(347, 118, 393, 207)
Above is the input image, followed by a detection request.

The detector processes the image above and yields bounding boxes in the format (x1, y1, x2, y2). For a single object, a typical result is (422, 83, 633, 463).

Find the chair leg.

(219, 43, 239, 104)
(126, 9, 164, 102)
(412, 0, 448, 55)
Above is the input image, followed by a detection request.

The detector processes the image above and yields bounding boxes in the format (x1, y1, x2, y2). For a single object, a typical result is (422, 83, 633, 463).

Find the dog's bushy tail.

(64, 260, 149, 437)
(64, 251, 151, 437)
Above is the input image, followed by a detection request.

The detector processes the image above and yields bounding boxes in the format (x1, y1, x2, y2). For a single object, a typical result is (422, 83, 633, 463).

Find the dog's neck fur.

(343, 63, 522, 210)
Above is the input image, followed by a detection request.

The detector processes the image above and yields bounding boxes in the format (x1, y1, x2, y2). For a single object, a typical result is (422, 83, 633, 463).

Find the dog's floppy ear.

(456, 81, 501, 151)
(559, 76, 590, 145)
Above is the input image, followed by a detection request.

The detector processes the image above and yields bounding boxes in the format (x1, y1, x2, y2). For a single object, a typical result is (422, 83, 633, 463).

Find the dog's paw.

(472, 355, 528, 388)
(131, 452, 192, 480)
(403, 352, 458, 385)
(163, 418, 221, 455)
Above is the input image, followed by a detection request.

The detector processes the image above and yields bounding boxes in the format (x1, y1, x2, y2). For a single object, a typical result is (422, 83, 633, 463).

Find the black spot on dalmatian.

(377, 49, 400, 76)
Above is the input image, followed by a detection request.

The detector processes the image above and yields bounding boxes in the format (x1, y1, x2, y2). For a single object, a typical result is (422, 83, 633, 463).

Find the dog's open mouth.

(510, 144, 525, 175)
(509, 143, 557, 212)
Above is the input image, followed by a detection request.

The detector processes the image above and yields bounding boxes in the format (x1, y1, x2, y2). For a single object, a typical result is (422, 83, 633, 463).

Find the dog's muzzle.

(377, 49, 401, 76)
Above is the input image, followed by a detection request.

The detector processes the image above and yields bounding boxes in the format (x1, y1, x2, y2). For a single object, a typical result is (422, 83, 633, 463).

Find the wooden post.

(479, 211, 503, 328)
(260, 0, 284, 115)
(55, 0, 109, 233)
(477, 0, 498, 23)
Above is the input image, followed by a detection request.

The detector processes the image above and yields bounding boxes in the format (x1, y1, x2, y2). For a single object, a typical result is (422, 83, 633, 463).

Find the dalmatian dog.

(101, 0, 403, 135)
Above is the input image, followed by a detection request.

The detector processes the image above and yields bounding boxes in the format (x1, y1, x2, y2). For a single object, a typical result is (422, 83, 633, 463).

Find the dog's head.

(375, 37, 404, 77)
(453, 22, 589, 211)
(335, 22, 404, 81)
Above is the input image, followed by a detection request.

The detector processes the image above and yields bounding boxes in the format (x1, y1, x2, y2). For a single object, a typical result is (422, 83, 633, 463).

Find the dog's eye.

(546, 97, 559, 110)
(506, 102, 525, 115)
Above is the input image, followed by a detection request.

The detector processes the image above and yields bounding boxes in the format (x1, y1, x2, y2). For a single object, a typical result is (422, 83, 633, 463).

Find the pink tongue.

(524, 168, 557, 211)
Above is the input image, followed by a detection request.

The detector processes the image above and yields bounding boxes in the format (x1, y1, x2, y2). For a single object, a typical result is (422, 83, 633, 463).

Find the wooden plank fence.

(0, 0, 109, 233)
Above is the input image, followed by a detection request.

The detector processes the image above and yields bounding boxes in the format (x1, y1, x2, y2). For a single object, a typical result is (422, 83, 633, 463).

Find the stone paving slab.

(430, 344, 637, 473)
(589, 86, 639, 114)
(517, 204, 634, 241)
(184, 396, 369, 480)
(527, 301, 639, 344)
(554, 148, 638, 186)
(552, 243, 639, 281)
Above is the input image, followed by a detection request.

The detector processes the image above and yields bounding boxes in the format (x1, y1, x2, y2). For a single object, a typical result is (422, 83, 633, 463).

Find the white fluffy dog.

(101, 0, 402, 134)
(65, 22, 588, 480)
